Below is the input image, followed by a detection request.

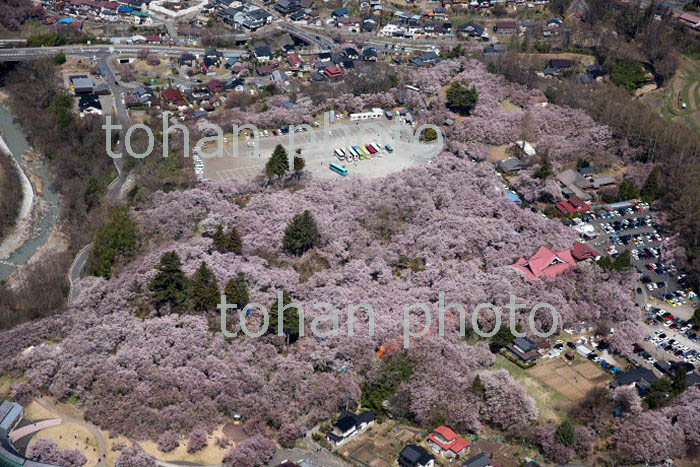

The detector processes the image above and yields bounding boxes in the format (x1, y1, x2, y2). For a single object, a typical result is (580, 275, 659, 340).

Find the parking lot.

(582, 203, 693, 305)
(566, 202, 700, 374)
(633, 309, 700, 369)
(196, 119, 440, 182)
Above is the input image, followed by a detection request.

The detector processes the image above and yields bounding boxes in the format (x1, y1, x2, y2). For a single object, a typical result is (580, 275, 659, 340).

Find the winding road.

(66, 51, 131, 303)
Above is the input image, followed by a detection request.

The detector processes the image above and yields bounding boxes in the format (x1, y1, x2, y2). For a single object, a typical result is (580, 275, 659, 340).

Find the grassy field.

(28, 422, 101, 466)
(644, 56, 700, 132)
(491, 355, 571, 423)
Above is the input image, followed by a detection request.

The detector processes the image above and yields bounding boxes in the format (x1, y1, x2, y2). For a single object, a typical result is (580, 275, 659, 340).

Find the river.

(0, 102, 61, 281)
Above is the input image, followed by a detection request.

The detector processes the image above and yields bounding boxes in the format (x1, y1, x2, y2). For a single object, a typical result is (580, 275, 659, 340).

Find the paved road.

(0, 44, 246, 62)
(67, 51, 133, 303)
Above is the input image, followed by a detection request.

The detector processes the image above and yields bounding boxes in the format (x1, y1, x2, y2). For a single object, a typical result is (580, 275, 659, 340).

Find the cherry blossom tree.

(116, 446, 156, 467)
(28, 438, 87, 467)
(478, 369, 537, 430)
(157, 430, 180, 452)
(612, 411, 684, 463)
(222, 435, 276, 467)
(187, 426, 208, 453)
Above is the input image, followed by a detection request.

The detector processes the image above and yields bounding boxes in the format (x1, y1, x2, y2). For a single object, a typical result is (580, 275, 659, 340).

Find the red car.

(645, 264, 654, 270)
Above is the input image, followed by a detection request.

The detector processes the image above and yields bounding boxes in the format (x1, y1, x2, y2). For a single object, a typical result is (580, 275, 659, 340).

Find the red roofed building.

(161, 88, 189, 110)
(571, 242, 601, 262)
(324, 65, 343, 79)
(100, 1, 119, 9)
(494, 21, 518, 34)
(512, 245, 576, 279)
(556, 196, 591, 214)
(207, 79, 224, 93)
(162, 88, 184, 103)
(287, 52, 302, 68)
(426, 426, 470, 458)
(679, 12, 700, 29)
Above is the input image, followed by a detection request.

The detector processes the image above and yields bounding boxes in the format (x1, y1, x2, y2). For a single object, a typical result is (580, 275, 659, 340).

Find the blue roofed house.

(333, 7, 349, 17)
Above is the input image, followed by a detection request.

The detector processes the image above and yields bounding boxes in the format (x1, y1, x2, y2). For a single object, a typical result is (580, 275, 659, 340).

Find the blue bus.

(329, 162, 348, 176)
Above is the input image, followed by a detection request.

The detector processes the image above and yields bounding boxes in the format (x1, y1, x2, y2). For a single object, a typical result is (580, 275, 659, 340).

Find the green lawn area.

(491, 355, 570, 423)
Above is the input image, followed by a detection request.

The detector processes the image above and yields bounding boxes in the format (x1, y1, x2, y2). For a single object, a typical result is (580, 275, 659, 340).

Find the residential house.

(362, 47, 378, 61)
(507, 336, 541, 362)
(579, 167, 596, 177)
(132, 85, 156, 105)
(557, 169, 593, 201)
(179, 52, 197, 66)
(219, 7, 241, 26)
(324, 65, 343, 80)
(224, 78, 245, 91)
(544, 58, 573, 76)
(411, 51, 440, 67)
(362, 17, 378, 32)
(275, 0, 301, 15)
(254, 46, 273, 63)
(78, 94, 102, 116)
(612, 368, 658, 395)
(381, 22, 405, 37)
(426, 426, 470, 458)
(289, 9, 309, 23)
(326, 411, 376, 446)
(70, 75, 95, 95)
(287, 52, 303, 69)
(249, 7, 273, 25)
(498, 157, 524, 173)
(207, 79, 225, 93)
(332, 7, 349, 17)
(591, 176, 615, 189)
(556, 196, 591, 215)
(494, 21, 518, 34)
(256, 65, 273, 76)
(343, 47, 360, 60)
(224, 56, 240, 69)
(93, 83, 110, 95)
(270, 70, 290, 85)
(399, 445, 435, 467)
(457, 21, 487, 39)
(462, 452, 492, 467)
(161, 88, 189, 111)
(512, 245, 577, 280)
(338, 16, 361, 32)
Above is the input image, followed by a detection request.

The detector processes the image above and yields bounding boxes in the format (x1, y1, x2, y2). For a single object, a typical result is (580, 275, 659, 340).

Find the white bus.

(347, 147, 359, 159)
(334, 148, 346, 160)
